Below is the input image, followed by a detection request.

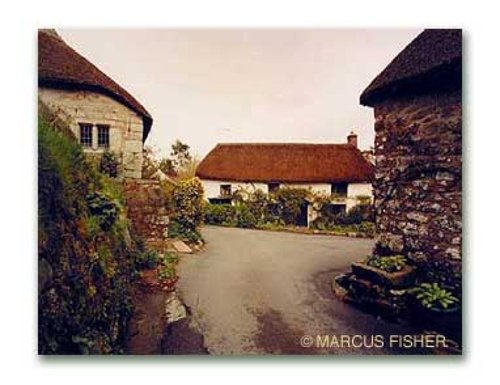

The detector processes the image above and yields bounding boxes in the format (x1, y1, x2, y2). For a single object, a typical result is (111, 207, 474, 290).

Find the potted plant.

(352, 255, 416, 288)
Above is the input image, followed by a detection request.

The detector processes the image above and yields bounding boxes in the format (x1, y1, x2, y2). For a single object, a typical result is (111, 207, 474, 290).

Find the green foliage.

(272, 187, 310, 225)
(204, 188, 375, 236)
(134, 249, 161, 270)
(38, 113, 134, 354)
(245, 189, 270, 223)
(203, 204, 236, 225)
(86, 191, 119, 231)
(366, 255, 407, 273)
(167, 178, 204, 242)
(99, 151, 119, 178)
(409, 283, 459, 310)
(425, 259, 462, 294)
(170, 139, 192, 170)
(158, 252, 179, 281)
(234, 203, 257, 228)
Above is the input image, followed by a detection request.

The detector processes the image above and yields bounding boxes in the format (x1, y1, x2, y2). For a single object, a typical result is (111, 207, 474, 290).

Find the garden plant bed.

(351, 262, 417, 288)
(206, 223, 375, 239)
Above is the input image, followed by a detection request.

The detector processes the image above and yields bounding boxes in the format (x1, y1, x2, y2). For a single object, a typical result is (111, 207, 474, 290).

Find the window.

(220, 184, 232, 197)
(331, 183, 348, 197)
(268, 183, 280, 193)
(97, 125, 110, 148)
(79, 123, 92, 148)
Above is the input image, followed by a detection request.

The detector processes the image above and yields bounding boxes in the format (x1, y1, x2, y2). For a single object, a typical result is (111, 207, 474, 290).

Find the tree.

(170, 140, 192, 170)
(159, 157, 176, 176)
(142, 146, 159, 179)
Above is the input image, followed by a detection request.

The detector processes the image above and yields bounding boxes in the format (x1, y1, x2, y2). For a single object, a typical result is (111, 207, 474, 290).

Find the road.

(176, 226, 424, 355)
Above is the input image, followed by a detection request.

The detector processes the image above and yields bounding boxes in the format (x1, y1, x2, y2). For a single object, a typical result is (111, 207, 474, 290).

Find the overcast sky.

(58, 28, 421, 158)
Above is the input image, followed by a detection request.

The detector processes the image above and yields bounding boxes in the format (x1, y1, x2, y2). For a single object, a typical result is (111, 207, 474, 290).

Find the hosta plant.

(409, 282, 459, 311)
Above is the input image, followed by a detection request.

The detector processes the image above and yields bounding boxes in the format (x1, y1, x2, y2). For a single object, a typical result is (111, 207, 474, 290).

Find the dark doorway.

(297, 202, 309, 227)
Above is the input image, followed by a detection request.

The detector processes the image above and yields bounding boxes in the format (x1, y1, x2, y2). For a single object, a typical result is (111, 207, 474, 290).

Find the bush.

(134, 249, 161, 270)
(234, 204, 257, 228)
(38, 112, 135, 354)
(99, 151, 119, 177)
(158, 252, 179, 281)
(86, 191, 119, 231)
(203, 203, 235, 225)
(167, 177, 204, 242)
(272, 187, 310, 225)
(244, 189, 269, 224)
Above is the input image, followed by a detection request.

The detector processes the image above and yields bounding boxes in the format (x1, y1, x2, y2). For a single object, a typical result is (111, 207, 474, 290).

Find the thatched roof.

(196, 143, 374, 183)
(360, 29, 462, 106)
(38, 29, 153, 141)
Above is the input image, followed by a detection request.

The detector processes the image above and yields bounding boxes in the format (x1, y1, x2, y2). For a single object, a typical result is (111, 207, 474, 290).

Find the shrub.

(424, 260, 462, 294)
(332, 204, 374, 226)
(273, 187, 310, 225)
(134, 249, 161, 270)
(86, 191, 119, 231)
(99, 151, 119, 178)
(358, 221, 376, 237)
(158, 252, 179, 282)
(245, 189, 269, 224)
(234, 204, 257, 228)
(167, 177, 204, 242)
(38, 111, 135, 354)
(203, 203, 235, 225)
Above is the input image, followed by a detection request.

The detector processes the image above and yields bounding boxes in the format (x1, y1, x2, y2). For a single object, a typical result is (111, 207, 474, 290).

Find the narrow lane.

(177, 226, 424, 355)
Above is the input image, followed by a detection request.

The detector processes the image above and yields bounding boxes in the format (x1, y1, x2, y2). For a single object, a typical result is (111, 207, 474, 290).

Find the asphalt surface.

(177, 226, 425, 355)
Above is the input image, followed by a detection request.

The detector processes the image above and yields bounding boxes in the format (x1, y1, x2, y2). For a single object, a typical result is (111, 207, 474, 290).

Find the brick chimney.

(347, 131, 358, 148)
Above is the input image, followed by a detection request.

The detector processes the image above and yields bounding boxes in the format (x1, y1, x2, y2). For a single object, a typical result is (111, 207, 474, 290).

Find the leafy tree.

(142, 146, 159, 179)
(159, 157, 176, 176)
(170, 140, 192, 170)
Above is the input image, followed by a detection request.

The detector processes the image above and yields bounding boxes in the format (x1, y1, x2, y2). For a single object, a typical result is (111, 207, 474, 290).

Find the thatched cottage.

(38, 29, 153, 179)
(360, 29, 462, 266)
(196, 133, 374, 214)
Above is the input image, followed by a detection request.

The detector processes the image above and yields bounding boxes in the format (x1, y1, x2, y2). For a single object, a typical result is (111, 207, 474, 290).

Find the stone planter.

(351, 262, 417, 288)
(408, 297, 461, 340)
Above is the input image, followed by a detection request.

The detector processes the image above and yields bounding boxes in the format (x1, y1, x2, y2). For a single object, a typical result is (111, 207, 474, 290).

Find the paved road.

(177, 226, 423, 355)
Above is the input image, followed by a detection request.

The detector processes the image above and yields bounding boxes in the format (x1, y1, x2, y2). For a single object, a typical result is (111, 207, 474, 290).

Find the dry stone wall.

(123, 179, 170, 249)
(372, 91, 462, 268)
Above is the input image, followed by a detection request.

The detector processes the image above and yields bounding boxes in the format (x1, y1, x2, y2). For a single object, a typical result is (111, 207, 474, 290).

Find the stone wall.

(372, 91, 462, 268)
(123, 179, 170, 249)
(39, 87, 144, 179)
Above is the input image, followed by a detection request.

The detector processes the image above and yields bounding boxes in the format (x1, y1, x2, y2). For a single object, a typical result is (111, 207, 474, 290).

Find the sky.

(58, 28, 422, 159)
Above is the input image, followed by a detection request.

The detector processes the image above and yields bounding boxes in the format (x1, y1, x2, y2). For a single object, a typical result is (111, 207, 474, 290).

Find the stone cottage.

(196, 133, 374, 225)
(360, 29, 462, 267)
(38, 29, 153, 179)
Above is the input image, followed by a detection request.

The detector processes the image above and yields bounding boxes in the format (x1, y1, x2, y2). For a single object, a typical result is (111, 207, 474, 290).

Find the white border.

(1, 0, 497, 383)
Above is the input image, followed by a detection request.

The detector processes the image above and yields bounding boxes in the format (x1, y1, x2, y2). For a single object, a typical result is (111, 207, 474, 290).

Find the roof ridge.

(38, 29, 153, 141)
(216, 142, 354, 147)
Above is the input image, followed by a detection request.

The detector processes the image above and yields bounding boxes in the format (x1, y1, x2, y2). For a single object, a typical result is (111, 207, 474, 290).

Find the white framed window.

(220, 184, 232, 197)
(331, 183, 348, 197)
(97, 124, 110, 148)
(79, 123, 92, 148)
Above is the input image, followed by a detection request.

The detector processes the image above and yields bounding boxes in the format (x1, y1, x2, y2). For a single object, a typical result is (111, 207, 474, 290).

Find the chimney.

(347, 131, 358, 148)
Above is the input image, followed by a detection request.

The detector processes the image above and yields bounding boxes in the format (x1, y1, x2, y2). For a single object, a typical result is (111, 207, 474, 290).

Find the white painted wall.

(346, 183, 373, 211)
(201, 179, 372, 212)
(202, 180, 269, 198)
(39, 87, 144, 179)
